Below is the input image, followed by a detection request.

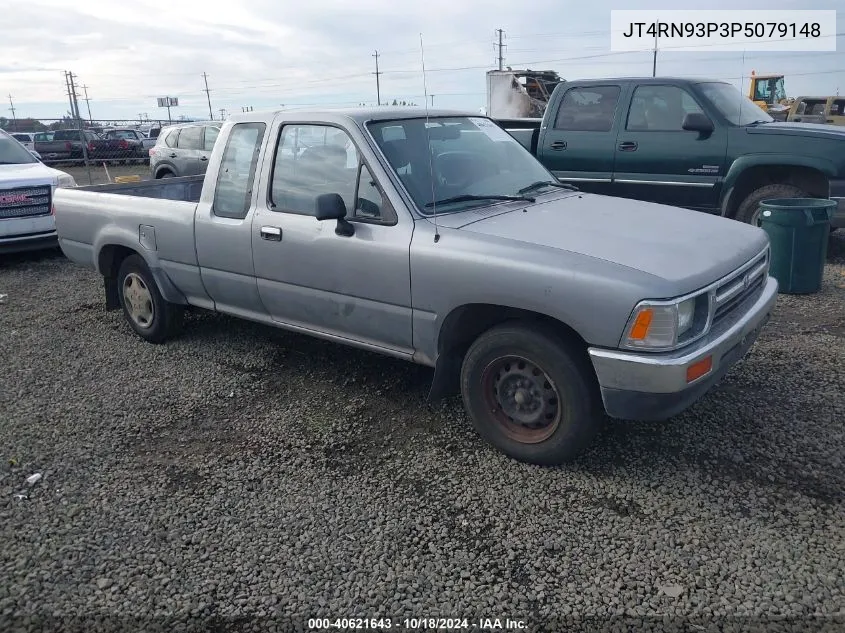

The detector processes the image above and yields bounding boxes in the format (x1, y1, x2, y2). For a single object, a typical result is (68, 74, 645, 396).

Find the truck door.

(612, 83, 728, 212)
(194, 121, 269, 318)
(251, 120, 414, 355)
(537, 83, 626, 195)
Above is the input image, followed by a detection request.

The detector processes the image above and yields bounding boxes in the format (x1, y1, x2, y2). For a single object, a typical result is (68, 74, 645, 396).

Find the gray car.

(149, 121, 222, 179)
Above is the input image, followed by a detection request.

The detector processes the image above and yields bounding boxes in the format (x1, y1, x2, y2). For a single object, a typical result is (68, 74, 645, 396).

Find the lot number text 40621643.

(307, 617, 527, 630)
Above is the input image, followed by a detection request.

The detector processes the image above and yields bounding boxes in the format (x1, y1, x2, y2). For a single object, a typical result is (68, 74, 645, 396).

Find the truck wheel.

(116, 254, 183, 344)
(735, 183, 808, 225)
(460, 323, 601, 465)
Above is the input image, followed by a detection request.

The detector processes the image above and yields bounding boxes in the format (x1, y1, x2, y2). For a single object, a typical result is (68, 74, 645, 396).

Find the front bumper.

(588, 275, 779, 421)
(0, 230, 59, 254)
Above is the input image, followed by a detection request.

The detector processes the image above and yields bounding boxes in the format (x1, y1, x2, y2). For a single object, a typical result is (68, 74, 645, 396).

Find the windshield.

(697, 81, 773, 126)
(367, 116, 558, 215)
(0, 132, 38, 164)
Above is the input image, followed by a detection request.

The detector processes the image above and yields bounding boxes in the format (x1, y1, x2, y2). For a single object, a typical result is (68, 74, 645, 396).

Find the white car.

(10, 132, 36, 151)
(1, 129, 77, 254)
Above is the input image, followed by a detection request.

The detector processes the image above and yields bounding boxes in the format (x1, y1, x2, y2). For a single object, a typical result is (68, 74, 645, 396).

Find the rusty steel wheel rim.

(480, 355, 562, 444)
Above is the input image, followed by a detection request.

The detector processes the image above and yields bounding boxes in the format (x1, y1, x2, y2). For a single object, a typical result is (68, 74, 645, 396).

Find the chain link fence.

(1, 117, 205, 167)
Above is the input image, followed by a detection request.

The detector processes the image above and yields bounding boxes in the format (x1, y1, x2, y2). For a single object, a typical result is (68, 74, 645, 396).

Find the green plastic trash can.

(758, 198, 836, 294)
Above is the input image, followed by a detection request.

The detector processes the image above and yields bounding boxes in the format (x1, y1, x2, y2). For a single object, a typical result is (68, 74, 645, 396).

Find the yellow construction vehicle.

(748, 71, 792, 120)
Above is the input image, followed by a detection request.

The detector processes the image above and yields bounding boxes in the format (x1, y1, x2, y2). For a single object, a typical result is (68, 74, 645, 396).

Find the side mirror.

(315, 192, 354, 237)
(682, 112, 714, 135)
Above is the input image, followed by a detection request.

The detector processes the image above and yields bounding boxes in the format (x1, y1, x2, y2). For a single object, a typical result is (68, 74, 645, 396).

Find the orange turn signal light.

(686, 356, 713, 383)
(629, 309, 654, 340)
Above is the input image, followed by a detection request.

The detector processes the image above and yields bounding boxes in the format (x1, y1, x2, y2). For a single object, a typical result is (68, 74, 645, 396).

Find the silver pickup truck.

(54, 107, 778, 465)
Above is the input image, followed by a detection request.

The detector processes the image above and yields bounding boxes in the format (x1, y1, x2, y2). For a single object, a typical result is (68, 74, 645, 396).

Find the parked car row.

(7, 127, 156, 165)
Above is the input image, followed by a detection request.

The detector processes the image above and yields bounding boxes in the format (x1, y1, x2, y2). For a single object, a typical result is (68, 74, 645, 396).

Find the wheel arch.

(426, 303, 593, 404)
(721, 158, 833, 219)
(97, 243, 187, 310)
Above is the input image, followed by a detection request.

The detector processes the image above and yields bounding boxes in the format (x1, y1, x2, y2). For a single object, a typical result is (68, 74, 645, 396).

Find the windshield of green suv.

(697, 81, 774, 126)
(0, 132, 38, 164)
(367, 116, 563, 215)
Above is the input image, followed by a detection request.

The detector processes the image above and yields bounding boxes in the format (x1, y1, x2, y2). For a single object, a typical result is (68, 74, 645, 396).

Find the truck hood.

(746, 121, 845, 141)
(0, 162, 69, 188)
(441, 192, 768, 293)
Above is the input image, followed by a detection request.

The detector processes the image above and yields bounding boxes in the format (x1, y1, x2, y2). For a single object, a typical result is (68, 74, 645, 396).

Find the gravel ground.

(1, 233, 844, 633)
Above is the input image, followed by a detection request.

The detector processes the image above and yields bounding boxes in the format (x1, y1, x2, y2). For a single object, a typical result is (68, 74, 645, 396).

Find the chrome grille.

(712, 249, 769, 325)
(0, 186, 52, 219)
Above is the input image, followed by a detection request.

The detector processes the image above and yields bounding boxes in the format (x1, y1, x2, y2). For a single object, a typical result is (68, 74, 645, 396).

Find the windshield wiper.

(518, 180, 579, 195)
(746, 120, 771, 126)
(423, 193, 535, 208)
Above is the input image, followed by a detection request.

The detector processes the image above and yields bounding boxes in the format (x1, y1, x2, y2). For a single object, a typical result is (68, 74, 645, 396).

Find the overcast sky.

(1, 0, 843, 123)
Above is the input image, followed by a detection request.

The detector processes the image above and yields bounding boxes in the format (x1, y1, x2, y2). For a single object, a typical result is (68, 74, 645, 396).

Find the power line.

(202, 72, 214, 120)
(372, 50, 382, 106)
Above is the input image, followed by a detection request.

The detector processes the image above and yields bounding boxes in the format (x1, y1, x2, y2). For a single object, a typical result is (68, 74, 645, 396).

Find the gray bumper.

(587, 275, 779, 421)
(0, 230, 59, 255)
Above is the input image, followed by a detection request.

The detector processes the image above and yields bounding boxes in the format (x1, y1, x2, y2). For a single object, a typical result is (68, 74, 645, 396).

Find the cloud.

(1, 0, 843, 121)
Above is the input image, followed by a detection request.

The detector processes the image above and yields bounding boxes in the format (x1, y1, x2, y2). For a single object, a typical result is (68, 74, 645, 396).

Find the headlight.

(56, 173, 77, 188)
(621, 295, 706, 351)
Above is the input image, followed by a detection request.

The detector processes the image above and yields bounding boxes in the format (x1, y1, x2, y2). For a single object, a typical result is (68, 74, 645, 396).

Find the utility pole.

(241, 106, 253, 112)
(202, 72, 214, 120)
(81, 84, 93, 123)
(7, 94, 16, 131)
(430, 94, 435, 107)
(496, 29, 506, 70)
(372, 50, 382, 106)
(652, 31, 658, 77)
(67, 71, 92, 184)
(219, 108, 227, 119)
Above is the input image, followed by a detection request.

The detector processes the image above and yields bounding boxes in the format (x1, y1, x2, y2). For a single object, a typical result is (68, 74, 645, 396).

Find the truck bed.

(79, 174, 204, 202)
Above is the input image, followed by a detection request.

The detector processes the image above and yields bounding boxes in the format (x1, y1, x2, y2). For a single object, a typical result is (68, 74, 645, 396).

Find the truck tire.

(735, 183, 808, 225)
(116, 254, 183, 344)
(460, 322, 601, 465)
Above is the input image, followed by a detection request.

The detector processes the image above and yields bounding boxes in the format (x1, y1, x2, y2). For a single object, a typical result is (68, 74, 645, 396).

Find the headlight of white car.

(621, 294, 707, 351)
(56, 173, 77, 188)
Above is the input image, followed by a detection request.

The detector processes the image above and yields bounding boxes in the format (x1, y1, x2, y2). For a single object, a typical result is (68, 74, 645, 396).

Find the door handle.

(618, 141, 638, 151)
(168, 153, 177, 158)
(200, 156, 208, 161)
(549, 140, 567, 150)
(260, 226, 282, 241)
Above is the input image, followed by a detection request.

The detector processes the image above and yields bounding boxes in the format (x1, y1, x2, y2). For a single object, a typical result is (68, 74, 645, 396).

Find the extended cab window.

(554, 86, 621, 132)
(626, 85, 705, 131)
(270, 124, 360, 216)
(177, 126, 202, 150)
(212, 122, 266, 220)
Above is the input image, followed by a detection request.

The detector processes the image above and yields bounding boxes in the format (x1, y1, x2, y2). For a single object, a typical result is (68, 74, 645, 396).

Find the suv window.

(832, 99, 845, 116)
(212, 123, 266, 220)
(554, 86, 621, 132)
(270, 124, 360, 216)
(107, 130, 136, 140)
(162, 129, 179, 147)
(203, 125, 220, 151)
(177, 126, 202, 150)
(626, 85, 705, 131)
(53, 130, 83, 141)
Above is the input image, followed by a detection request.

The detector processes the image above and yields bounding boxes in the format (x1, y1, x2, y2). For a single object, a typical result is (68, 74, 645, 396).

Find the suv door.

(537, 83, 626, 194)
(612, 83, 728, 212)
(173, 125, 203, 175)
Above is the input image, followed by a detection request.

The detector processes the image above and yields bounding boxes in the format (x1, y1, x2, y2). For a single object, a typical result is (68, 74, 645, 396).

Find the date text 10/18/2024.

(308, 617, 527, 630)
